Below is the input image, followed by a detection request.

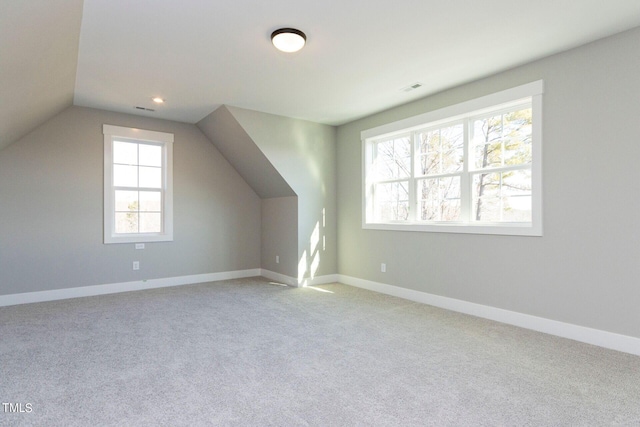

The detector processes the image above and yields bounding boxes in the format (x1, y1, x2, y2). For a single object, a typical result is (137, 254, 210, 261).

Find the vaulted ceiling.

(3, 0, 640, 151)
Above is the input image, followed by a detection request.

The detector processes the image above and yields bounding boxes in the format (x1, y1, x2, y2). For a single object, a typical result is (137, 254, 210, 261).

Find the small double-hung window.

(363, 81, 543, 236)
(103, 125, 174, 244)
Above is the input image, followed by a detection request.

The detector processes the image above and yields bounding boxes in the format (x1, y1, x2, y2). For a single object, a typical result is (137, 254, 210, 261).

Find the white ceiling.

(3, 1, 640, 149)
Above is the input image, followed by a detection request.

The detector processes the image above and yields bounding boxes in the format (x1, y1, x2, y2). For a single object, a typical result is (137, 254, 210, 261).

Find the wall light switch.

(276, 255, 280, 264)
(381, 263, 386, 273)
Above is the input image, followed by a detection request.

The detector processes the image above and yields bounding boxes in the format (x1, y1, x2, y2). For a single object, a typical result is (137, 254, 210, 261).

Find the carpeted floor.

(1, 277, 640, 426)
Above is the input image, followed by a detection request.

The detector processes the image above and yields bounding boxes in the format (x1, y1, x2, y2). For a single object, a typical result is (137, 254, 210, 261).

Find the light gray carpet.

(1, 277, 640, 426)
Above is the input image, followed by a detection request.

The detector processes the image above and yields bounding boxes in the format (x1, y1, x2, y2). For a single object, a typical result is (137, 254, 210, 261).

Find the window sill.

(104, 233, 173, 244)
(363, 221, 542, 237)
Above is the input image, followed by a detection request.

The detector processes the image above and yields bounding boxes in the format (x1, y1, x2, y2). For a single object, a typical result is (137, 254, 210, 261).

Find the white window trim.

(103, 124, 174, 244)
(361, 80, 543, 237)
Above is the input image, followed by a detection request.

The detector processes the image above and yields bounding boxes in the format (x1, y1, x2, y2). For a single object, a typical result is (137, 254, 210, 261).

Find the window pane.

(139, 191, 161, 212)
(113, 141, 138, 165)
(139, 144, 162, 167)
(374, 137, 411, 180)
(472, 170, 531, 222)
(419, 177, 460, 221)
(441, 124, 463, 148)
(442, 200, 461, 221)
(374, 181, 409, 221)
(139, 166, 162, 188)
(441, 149, 463, 174)
(115, 190, 138, 212)
(419, 130, 439, 155)
(113, 165, 138, 187)
(475, 196, 501, 222)
(471, 115, 501, 146)
(421, 153, 439, 175)
(472, 115, 502, 169)
(140, 213, 162, 233)
(420, 179, 438, 219)
(472, 172, 501, 221)
(504, 108, 532, 166)
(502, 169, 532, 221)
(474, 141, 502, 169)
(115, 212, 138, 233)
(418, 124, 463, 175)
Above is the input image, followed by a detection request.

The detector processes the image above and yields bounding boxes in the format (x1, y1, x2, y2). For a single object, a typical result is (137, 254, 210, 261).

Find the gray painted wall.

(0, 106, 261, 295)
(197, 106, 299, 278)
(227, 107, 337, 281)
(197, 107, 295, 199)
(261, 197, 298, 276)
(336, 27, 640, 338)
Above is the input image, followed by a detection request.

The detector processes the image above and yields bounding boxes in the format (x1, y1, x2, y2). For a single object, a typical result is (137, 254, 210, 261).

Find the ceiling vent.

(134, 106, 155, 112)
(401, 82, 423, 92)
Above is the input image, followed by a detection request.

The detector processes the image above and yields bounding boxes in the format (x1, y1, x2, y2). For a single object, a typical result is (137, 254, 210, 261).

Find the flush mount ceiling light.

(152, 97, 165, 104)
(271, 28, 306, 53)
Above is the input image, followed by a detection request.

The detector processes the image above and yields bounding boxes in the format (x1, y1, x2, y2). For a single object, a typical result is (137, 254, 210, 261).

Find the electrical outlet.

(135, 243, 145, 250)
(133, 261, 140, 270)
(276, 255, 280, 264)
(381, 263, 386, 273)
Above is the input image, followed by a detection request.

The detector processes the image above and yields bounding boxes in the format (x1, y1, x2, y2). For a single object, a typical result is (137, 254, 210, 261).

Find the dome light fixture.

(271, 28, 306, 53)
(152, 97, 165, 104)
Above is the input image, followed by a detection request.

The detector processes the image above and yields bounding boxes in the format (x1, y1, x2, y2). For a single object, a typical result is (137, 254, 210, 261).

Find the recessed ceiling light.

(271, 28, 306, 53)
(152, 97, 165, 104)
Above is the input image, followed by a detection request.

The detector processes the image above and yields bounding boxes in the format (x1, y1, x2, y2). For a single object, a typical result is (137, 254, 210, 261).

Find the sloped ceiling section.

(197, 106, 295, 199)
(0, 0, 84, 151)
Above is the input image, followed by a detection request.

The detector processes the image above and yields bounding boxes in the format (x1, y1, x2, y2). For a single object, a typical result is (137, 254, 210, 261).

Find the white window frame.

(103, 124, 174, 244)
(362, 80, 543, 236)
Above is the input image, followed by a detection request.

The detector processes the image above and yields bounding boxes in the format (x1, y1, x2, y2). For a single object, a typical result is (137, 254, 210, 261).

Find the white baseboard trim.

(260, 269, 339, 288)
(260, 269, 298, 286)
(0, 269, 261, 308)
(338, 274, 640, 357)
(5, 269, 636, 356)
(309, 274, 340, 286)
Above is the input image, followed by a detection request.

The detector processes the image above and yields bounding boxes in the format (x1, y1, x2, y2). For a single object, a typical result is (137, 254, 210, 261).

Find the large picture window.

(362, 81, 542, 236)
(103, 125, 174, 244)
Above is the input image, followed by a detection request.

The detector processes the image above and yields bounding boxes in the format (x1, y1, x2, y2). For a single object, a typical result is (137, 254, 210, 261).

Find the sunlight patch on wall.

(310, 221, 320, 255)
(310, 250, 320, 279)
(298, 249, 307, 285)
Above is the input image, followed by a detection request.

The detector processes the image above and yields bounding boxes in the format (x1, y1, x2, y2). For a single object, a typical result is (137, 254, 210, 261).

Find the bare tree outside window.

(373, 136, 411, 221)
(363, 82, 541, 235)
(472, 108, 532, 222)
(418, 124, 463, 221)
